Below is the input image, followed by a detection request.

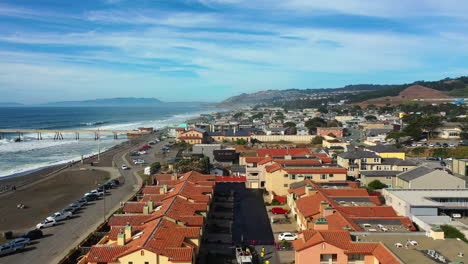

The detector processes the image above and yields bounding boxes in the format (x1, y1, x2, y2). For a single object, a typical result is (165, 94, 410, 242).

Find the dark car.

(442, 143, 449, 148)
(440, 161, 447, 167)
(84, 194, 98, 201)
(426, 157, 437, 161)
(21, 229, 43, 240)
(110, 179, 120, 186)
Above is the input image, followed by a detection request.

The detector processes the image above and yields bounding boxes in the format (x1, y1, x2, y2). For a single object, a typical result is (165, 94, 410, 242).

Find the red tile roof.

(321, 188, 369, 196)
(256, 148, 312, 157)
(87, 246, 131, 263)
(274, 159, 322, 165)
(283, 168, 347, 174)
(337, 206, 397, 217)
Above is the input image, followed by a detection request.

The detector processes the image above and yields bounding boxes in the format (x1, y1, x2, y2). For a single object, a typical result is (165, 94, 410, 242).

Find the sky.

(1, 0, 468, 104)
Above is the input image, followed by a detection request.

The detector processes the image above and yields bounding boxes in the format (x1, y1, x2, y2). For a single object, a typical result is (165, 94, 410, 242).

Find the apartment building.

(82, 171, 216, 264)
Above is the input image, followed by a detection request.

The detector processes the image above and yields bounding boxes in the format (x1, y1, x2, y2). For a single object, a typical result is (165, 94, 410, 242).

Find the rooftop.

(384, 188, 468, 207)
(358, 234, 468, 264)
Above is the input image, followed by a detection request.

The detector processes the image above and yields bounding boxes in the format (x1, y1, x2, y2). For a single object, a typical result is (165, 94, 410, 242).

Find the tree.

(311, 136, 324, 145)
(233, 112, 243, 119)
(365, 115, 377, 121)
(305, 117, 327, 134)
(251, 112, 264, 120)
(367, 180, 387, 192)
(459, 117, 468, 140)
(234, 138, 247, 145)
(150, 162, 161, 174)
(284, 122, 296, 128)
(440, 225, 468, 243)
(420, 116, 442, 138)
(327, 133, 336, 138)
(411, 147, 425, 156)
(386, 131, 406, 143)
(318, 106, 328, 114)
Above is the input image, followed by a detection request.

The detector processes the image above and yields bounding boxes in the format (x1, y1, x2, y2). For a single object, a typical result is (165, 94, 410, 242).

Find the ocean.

(0, 105, 215, 178)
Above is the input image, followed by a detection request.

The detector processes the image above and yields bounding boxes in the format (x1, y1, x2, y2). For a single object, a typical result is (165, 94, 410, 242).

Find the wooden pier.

(0, 129, 150, 141)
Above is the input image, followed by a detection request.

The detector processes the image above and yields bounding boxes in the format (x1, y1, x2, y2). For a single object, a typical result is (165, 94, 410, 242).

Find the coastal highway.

(0, 135, 173, 264)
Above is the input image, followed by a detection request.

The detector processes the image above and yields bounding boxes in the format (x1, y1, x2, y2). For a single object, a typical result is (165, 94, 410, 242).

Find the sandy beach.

(0, 134, 153, 237)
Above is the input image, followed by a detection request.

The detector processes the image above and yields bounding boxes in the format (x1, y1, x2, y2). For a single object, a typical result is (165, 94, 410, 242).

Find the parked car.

(84, 193, 98, 201)
(36, 219, 57, 229)
(442, 143, 449, 148)
(85, 189, 105, 197)
(109, 179, 120, 186)
(21, 229, 43, 240)
(46, 211, 72, 222)
(76, 197, 88, 205)
(63, 206, 78, 214)
(121, 165, 129, 170)
(130, 152, 140, 156)
(271, 207, 289, 214)
(449, 143, 456, 147)
(7, 237, 31, 247)
(278, 232, 298, 241)
(426, 157, 437, 161)
(440, 161, 447, 167)
(0, 243, 25, 256)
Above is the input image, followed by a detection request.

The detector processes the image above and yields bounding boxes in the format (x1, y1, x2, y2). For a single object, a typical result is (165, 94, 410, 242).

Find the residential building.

(176, 128, 209, 144)
(435, 122, 462, 139)
(296, 127, 309, 135)
(453, 158, 468, 176)
(364, 145, 406, 160)
(337, 150, 416, 178)
(360, 171, 400, 188)
(395, 166, 466, 189)
(82, 171, 216, 264)
(207, 129, 251, 143)
(192, 144, 222, 163)
(293, 230, 400, 264)
(240, 148, 334, 190)
(287, 180, 415, 233)
(317, 127, 344, 138)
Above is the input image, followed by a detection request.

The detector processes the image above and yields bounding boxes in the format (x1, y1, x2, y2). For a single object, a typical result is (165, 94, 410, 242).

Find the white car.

(278, 232, 298, 241)
(46, 211, 72, 222)
(36, 219, 57, 229)
(121, 165, 129, 170)
(133, 159, 145, 165)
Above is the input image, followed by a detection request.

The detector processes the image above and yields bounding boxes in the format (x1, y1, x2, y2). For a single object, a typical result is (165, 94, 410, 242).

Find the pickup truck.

(46, 211, 72, 222)
(85, 189, 105, 197)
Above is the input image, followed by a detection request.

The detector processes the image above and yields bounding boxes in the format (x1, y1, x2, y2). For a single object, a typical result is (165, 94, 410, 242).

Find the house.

(360, 171, 400, 188)
(230, 165, 246, 177)
(207, 129, 251, 143)
(292, 230, 401, 264)
(192, 144, 222, 163)
(296, 127, 309, 135)
(365, 145, 406, 160)
(176, 128, 209, 144)
(317, 127, 344, 138)
(240, 148, 334, 190)
(435, 122, 462, 139)
(337, 150, 416, 179)
(395, 166, 466, 189)
(213, 149, 239, 165)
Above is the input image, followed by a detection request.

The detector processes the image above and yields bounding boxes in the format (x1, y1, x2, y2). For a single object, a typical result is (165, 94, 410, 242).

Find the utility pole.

(98, 129, 101, 161)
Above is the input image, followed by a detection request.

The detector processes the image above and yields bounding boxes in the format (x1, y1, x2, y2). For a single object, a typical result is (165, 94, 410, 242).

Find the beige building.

(435, 122, 462, 139)
(453, 158, 468, 176)
(338, 149, 416, 179)
(395, 166, 466, 189)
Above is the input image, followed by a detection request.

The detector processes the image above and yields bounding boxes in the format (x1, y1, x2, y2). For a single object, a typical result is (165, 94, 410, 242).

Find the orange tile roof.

(265, 163, 282, 173)
(295, 193, 328, 217)
(274, 159, 322, 165)
(244, 157, 266, 163)
(337, 206, 397, 217)
(283, 168, 347, 174)
(87, 246, 131, 263)
(321, 188, 369, 196)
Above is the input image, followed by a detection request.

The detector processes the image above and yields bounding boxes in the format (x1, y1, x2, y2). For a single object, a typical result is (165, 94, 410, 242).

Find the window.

(384, 166, 390, 170)
(402, 168, 408, 171)
(360, 165, 367, 170)
(348, 254, 365, 260)
(305, 175, 313, 179)
(320, 174, 327, 180)
(284, 174, 288, 178)
(376, 166, 382, 170)
(290, 174, 296, 180)
(253, 162, 258, 168)
(385, 176, 392, 180)
(329, 173, 334, 177)
(145, 262, 149, 264)
(320, 254, 337, 261)
(284, 184, 288, 187)
(128, 262, 133, 264)
(374, 158, 380, 162)
(349, 167, 355, 171)
(449, 132, 459, 136)
(361, 158, 366, 163)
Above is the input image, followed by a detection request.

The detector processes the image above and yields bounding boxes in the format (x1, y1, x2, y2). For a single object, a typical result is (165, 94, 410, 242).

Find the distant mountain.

(0, 102, 23, 106)
(45, 97, 163, 106)
(220, 76, 468, 106)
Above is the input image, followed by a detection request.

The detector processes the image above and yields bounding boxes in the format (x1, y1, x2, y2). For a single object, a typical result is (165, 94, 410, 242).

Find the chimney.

(147, 200, 154, 211)
(305, 184, 316, 197)
(159, 184, 168, 194)
(117, 232, 125, 246)
(143, 205, 150, 214)
(323, 205, 334, 217)
(314, 217, 329, 230)
(319, 201, 328, 215)
(171, 171, 177, 181)
(285, 154, 292, 160)
(125, 224, 132, 238)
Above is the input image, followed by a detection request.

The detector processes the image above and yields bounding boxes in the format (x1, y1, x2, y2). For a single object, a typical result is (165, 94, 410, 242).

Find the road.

(0, 134, 171, 264)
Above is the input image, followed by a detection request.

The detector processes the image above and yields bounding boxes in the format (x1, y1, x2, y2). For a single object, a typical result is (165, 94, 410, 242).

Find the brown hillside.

(358, 85, 451, 106)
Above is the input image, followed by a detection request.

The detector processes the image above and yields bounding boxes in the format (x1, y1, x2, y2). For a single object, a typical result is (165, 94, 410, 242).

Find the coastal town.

(1, 97, 467, 264)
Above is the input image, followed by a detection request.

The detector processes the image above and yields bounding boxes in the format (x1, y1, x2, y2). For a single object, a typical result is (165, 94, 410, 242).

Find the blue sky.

(1, 0, 467, 104)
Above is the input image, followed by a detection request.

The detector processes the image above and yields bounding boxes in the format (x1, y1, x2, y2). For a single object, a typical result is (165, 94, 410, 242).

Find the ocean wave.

(79, 121, 106, 126)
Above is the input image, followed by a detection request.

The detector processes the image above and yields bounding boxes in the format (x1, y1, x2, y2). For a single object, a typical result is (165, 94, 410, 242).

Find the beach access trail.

(0, 134, 175, 264)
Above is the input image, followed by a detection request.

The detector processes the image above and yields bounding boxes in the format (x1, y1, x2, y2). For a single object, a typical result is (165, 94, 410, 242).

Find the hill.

(221, 84, 399, 106)
(221, 76, 468, 106)
(358, 85, 453, 106)
(44, 97, 163, 106)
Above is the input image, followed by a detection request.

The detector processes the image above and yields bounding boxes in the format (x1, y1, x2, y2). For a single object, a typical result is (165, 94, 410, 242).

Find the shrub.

(368, 180, 387, 190)
(440, 225, 468, 243)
